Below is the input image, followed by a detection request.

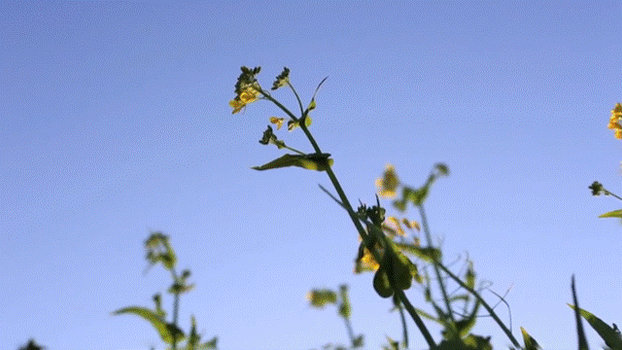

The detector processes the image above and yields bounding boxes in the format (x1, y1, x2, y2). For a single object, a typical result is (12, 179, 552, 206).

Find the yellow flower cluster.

(229, 87, 260, 114)
(375, 164, 400, 198)
(607, 103, 622, 139)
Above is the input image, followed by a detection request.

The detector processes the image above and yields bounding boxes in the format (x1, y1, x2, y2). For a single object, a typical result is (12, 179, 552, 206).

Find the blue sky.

(1, 1, 621, 349)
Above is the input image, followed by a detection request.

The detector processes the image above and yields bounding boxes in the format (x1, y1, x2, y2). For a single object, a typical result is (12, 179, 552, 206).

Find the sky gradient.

(2, 2, 622, 349)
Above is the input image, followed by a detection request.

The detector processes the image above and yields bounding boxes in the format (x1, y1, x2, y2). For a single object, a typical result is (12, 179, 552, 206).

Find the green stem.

(286, 81, 305, 116)
(436, 261, 521, 347)
(343, 316, 356, 347)
(171, 269, 180, 350)
(604, 187, 622, 201)
(397, 299, 409, 348)
(418, 205, 455, 323)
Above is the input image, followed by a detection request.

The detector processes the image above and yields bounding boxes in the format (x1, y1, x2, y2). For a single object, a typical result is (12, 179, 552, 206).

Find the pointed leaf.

(113, 306, 183, 344)
(599, 209, 622, 218)
(307, 289, 337, 308)
(395, 243, 441, 262)
(520, 327, 541, 350)
(252, 153, 333, 172)
(568, 305, 622, 349)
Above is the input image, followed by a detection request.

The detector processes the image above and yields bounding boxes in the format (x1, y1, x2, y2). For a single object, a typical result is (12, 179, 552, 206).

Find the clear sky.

(1, 1, 621, 350)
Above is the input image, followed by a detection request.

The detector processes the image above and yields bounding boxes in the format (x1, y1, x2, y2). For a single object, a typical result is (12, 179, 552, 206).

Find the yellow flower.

(269, 117, 284, 130)
(358, 247, 380, 272)
(375, 164, 399, 198)
(402, 218, 420, 231)
(229, 87, 259, 114)
(383, 216, 406, 236)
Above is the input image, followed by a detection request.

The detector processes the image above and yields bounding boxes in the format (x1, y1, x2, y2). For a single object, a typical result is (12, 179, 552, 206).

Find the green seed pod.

(373, 268, 394, 298)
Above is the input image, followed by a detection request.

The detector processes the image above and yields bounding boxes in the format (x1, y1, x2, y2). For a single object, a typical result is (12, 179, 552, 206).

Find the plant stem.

(343, 316, 356, 347)
(417, 205, 455, 323)
(397, 299, 409, 348)
(171, 269, 180, 350)
(436, 261, 521, 347)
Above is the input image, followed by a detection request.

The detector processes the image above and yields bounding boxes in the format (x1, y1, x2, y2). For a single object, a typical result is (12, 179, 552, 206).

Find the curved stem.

(287, 81, 305, 116)
(436, 261, 521, 347)
(418, 205, 455, 323)
(397, 299, 409, 348)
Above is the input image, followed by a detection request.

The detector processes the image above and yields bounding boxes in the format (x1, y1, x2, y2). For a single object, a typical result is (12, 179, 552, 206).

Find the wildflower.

(383, 216, 406, 237)
(375, 164, 400, 198)
(306, 289, 337, 307)
(229, 87, 259, 114)
(608, 103, 622, 139)
(269, 117, 284, 130)
(357, 247, 380, 272)
(271, 67, 290, 90)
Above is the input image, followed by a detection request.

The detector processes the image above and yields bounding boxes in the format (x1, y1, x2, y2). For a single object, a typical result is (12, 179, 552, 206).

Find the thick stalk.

(262, 89, 437, 348)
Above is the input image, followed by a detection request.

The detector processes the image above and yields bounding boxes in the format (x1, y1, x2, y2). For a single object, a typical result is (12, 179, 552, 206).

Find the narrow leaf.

(113, 306, 183, 344)
(571, 276, 589, 350)
(568, 304, 622, 349)
(599, 209, 622, 218)
(520, 327, 541, 350)
(252, 153, 333, 172)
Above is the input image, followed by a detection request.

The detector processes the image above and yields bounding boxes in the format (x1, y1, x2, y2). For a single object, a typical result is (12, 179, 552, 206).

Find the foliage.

(307, 284, 364, 349)
(113, 232, 217, 350)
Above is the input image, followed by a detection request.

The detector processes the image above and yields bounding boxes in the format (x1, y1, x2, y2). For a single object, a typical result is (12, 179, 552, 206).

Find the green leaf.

(465, 261, 476, 290)
(373, 268, 394, 298)
(463, 334, 492, 350)
(394, 243, 441, 262)
(113, 306, 184, 344)
(308, 289, 337, 308)
(455, 299, 481, 337)
(520, 327, 541, 350)
(338, 285, 351, 319)
(599, 209, 622, 218)
(568, 305, 622, 349)
(252, 153, 333, 172)
(570, 275, 589, 350)
(202, 337, 218, 349)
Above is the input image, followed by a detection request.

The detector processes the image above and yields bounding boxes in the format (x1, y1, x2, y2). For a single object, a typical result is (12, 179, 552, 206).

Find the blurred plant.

(17, 339, 45, 350)
(307, 284, 364, 349)
(114, 232, 217, 350)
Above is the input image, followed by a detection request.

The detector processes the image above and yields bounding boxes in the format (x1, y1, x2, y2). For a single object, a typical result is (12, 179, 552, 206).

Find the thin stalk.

(436, 261, 521, 347)
(603, 187, 622, 201)
(343, 317, 356, 347)
(418, 205, 455, 323)
(171, 269, 180, 350)
(286, 81, 305, 116)
(397, 300, 409, 348)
